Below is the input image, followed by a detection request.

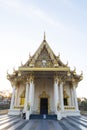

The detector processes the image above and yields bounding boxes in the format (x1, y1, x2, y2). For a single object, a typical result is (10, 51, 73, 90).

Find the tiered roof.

(7, 34, 83, 84)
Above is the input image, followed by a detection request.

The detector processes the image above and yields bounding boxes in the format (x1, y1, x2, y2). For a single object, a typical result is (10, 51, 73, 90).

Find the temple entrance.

(64, 98, 68, 105)
(40, 98, 48, 114)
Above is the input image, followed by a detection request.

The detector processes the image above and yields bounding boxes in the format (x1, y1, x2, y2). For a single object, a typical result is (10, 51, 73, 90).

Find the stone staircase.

(30, 114, 57, 120)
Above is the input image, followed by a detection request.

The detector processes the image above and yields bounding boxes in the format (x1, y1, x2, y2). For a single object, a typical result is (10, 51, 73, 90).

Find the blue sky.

(0, 0, 87, 98)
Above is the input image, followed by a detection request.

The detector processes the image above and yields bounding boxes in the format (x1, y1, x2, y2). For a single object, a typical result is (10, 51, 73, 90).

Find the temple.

(7, 34, 83, 120)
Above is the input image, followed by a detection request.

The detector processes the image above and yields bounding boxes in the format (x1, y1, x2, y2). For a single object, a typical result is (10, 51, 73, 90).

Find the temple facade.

(7, 35, 83, 120)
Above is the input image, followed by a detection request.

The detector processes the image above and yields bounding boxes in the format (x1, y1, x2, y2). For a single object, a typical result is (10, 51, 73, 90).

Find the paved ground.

(0, 114, 87, 130)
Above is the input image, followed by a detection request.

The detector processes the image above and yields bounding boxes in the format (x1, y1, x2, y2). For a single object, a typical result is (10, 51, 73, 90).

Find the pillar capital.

(29, 74, 34, 83)
(26, 74, 34, 84)
(54, 76, 59, 84)
(26, 78, 30, 84)
(72, 80, 78, 87)
(11, 80, 16, 87)
(60, 81, 65, 86)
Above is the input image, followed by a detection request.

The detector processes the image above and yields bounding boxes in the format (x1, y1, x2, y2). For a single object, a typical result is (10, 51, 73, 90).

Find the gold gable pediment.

(34, 46, 54, 67)
(24, 39, 65, 68)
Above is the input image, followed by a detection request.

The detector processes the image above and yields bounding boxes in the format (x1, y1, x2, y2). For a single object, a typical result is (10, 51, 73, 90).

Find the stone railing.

(14, 105, 24, 109)
(0, 109, 8, 114)
(64, 106, 75, 110)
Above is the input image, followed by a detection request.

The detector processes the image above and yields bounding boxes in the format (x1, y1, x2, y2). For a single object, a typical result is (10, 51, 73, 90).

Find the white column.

(73, 83, 79, 111)
(54, 78, 59, 113)
(71, 87, 74, 106)
(24, 83, 29, 111)
(28, 84, 30, 102)
(10, 86, 15, 109)
(29, 81, 32, 105)
(29, 80, 34, 112)
(60, 82, 64, 112)
(14, 88, 17, 106)
(32, 82, 35, 108)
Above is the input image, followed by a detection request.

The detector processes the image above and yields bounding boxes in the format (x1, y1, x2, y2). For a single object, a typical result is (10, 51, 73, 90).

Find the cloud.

(60, 0, 73, 7)
(1, 0, 86, 49)
(1, 0, 87, 45)
(0, 0, 86, 46)
(0, 0, 20, 9)
(0, 0, 66, 30)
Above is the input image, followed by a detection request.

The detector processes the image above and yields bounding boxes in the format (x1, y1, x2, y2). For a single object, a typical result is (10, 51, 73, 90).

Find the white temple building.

(7, 34, 83, 120)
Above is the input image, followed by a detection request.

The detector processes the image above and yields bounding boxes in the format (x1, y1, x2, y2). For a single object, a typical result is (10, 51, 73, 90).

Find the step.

(30, 114, 57, 120)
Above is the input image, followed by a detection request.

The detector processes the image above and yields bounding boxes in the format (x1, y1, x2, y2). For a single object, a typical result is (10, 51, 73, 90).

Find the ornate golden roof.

(7, 34, 83, 83)
(22, 36, 67, 68)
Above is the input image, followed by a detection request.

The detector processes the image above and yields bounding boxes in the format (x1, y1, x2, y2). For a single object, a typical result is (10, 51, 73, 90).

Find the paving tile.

(0, 115, 87, 130)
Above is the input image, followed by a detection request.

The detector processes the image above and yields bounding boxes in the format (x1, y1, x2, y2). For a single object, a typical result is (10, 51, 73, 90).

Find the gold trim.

(19, 67, 69, 71)
(64, 106, 75, 110)
(20, 97, 25, 105)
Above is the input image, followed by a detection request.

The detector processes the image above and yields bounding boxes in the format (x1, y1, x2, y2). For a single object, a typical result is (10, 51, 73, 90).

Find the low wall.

(80, 111, 87, 116)
(0, 109, 8, 115)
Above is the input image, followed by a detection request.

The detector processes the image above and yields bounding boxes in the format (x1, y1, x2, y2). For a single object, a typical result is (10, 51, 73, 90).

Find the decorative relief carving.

(63, 89, 69, 98)
(54, 76, 59, 84)
(34, 48, 53, 67)
(29, 74, 34, 83)
(39, 91, 49, 98)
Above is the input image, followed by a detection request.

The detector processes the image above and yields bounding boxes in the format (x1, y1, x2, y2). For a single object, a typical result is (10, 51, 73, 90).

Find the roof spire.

(44, 32, 46, 41)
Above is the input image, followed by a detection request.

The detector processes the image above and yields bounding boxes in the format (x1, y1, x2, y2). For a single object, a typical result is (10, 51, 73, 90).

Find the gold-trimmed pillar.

(70, 86, 74, 106)
(10, 85, 15, 109)
(24, 81, 29, 111)
(60, 82, 64, 112)
(72, 82, 79, 111)
(54, 76, 59, 113)
(29, 75, 34, 113)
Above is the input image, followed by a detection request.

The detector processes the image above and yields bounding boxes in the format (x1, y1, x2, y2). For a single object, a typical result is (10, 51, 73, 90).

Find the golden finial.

(80, 71, 83, 80)
(7, 70, 8, 75)
(73, 66, 76, 75)
(21, 61, 23, 66)
(7, 70, 10, 79)
(74, 66, 76, 71)
(29, 53, 31, 59)
(66, 61, 68, 66)
(67, 70, 71, 76)
(81, 71, 83, 76)
(13, 67, 16, 75)
(58, 53, 60, 58)
(44, 32, 46, 41)
(13, 67, 15, 72)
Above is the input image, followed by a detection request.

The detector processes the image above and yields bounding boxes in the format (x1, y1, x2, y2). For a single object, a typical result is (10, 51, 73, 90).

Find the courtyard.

(0, 114, 87, 130)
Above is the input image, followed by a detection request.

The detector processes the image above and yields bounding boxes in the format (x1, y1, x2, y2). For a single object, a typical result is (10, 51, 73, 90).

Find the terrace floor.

(0, 114, 87, 130)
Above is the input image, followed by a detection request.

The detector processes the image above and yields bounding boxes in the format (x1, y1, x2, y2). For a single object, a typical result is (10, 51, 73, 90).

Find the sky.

(0, 0, 87, 98)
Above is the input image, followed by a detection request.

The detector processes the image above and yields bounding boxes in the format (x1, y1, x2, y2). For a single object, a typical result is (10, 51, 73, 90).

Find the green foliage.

(0, 104, 10, 110)
(78, 98, 87, 111)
